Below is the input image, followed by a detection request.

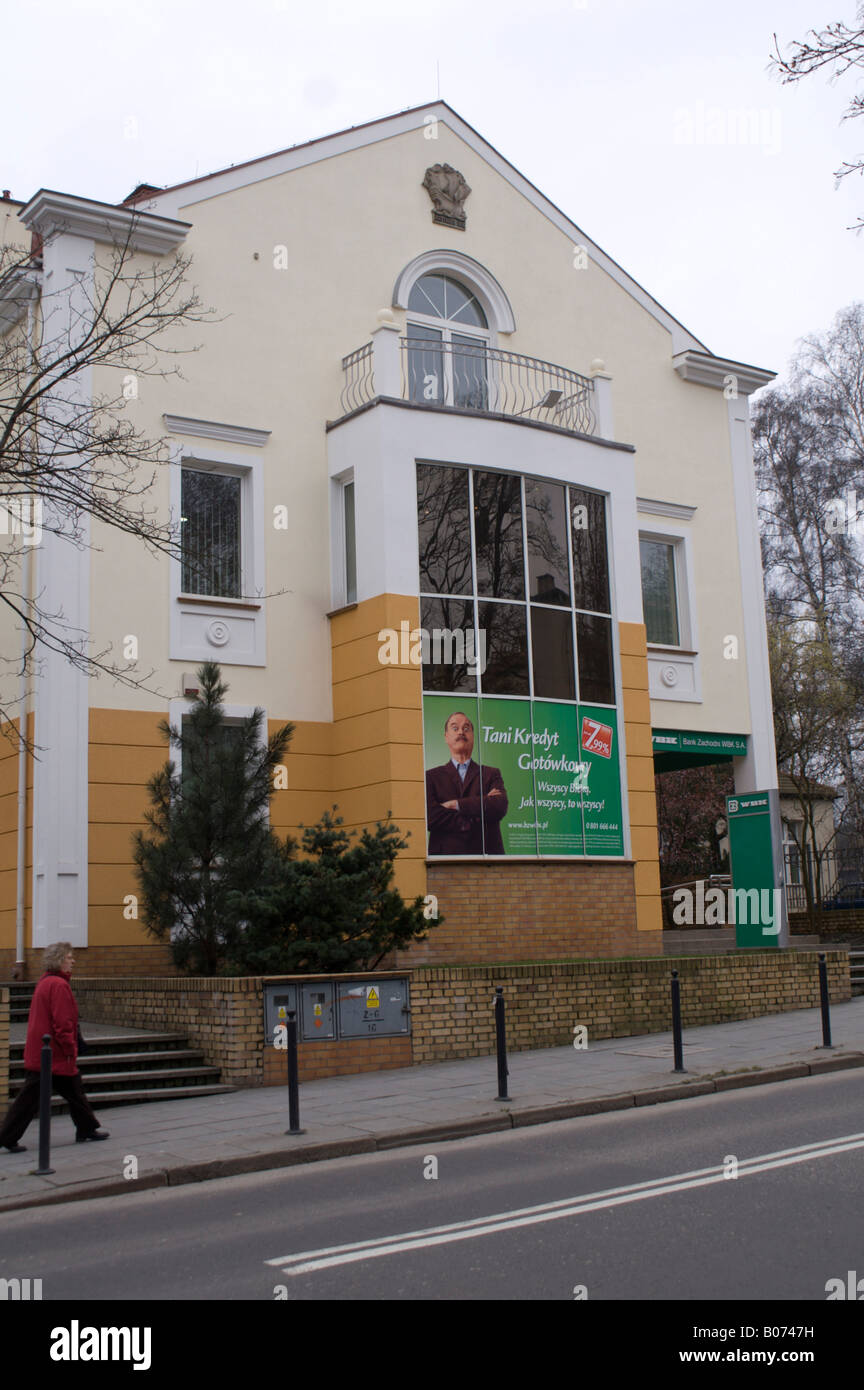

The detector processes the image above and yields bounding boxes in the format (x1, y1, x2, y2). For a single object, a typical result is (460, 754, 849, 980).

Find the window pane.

(406, 323, 444, 403)
(640, 539, 679, 645)
(444, 278, 486, 327)
(473, 471, 525, 599)
(531, 607, 575, 700)
(420, 597, 477, 692)
(344, 481, 356, 605)
(479, 602, 529, 695)
(451, 333, 488, 410)
(570, 487, 610, 614)
(408, 274, 448, 318)
(525, 479, 571, 606)
(576, 613, 615, 704)
(181, 470, 241, 598)
(417, 464, 472, 596)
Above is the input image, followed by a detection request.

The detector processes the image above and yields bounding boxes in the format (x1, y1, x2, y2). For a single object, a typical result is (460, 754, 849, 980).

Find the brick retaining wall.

(71, 951, 850, 1085)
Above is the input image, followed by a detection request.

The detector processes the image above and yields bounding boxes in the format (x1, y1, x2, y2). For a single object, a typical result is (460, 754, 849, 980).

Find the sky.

(2, 0, 861, 385)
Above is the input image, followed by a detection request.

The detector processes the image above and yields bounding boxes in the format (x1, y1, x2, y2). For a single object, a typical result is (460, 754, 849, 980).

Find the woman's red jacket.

(23, 970, 79, 1075)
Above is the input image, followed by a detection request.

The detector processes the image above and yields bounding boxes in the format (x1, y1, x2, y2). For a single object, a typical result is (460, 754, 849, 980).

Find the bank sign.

(423, 694, 624, 857)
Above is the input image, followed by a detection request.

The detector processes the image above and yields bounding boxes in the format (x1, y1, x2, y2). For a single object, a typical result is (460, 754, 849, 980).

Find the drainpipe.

(14, 294, 36, 977)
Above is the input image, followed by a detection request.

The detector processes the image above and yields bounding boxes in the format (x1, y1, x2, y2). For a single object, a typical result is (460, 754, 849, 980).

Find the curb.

(1, 1050, 863, 1214)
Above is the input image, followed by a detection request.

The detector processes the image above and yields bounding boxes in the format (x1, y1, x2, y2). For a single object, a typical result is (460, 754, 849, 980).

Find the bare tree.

(0, 219, 216, 746)
(753, 302, 864, 842)
(772, 4, 864, 228)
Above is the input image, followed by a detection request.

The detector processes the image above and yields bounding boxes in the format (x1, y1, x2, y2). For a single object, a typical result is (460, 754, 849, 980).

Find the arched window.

(406, 273, 489, 410)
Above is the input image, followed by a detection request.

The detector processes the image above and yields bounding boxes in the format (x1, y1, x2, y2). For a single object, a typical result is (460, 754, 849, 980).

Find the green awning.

(652, 728, 747, 773)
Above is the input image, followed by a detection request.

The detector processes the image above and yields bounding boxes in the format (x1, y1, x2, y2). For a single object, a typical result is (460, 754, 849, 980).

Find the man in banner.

(426, 711, 508, 855)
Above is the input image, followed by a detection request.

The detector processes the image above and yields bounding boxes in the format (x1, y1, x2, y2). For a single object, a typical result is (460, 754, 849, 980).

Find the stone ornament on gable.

(422, 164, 471, 229)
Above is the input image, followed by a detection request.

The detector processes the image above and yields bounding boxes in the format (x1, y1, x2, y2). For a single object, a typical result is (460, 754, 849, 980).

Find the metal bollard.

(818, 953, 833, 1049)
(494, 987, 509, 1101)
(670, 971, 686, 1073)
(284, 1010, 305, 1135)
(32, 1034, 55, 1176)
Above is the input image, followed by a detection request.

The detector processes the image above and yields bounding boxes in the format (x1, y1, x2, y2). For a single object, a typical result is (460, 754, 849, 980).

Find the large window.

(181, 468, 242, 598)
(417, 463, 615, 705)
(406, 274, 489, 410)
(640, 538, 680, 646)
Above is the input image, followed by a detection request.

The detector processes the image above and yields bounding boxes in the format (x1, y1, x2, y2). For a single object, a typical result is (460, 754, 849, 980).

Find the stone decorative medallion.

(422, 164, 471, 229)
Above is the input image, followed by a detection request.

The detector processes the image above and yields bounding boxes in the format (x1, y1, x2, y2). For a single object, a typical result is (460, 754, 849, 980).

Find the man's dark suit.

(426, 759, 509, 855)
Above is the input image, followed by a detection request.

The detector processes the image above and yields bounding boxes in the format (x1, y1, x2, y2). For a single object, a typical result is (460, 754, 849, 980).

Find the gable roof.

(128, 101, 718, 358)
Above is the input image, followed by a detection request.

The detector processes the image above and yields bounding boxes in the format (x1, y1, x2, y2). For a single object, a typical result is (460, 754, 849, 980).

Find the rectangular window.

(640, 539, 680, 645)
(416, 465, 614, 705)
(416, 464, 472, 595)
(181, 469, 242, 598)
(406, 324, 444, 404)
(343, 479, 357, 605)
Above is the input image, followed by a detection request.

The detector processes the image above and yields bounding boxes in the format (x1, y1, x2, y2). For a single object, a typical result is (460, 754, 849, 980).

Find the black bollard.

(32, 1034, 55, 1176)
(670, 971, 686, 1073)
(818, 953, 833, 1049)
(284, 1010, 305, 1135)
(494, 987, 509, 1101)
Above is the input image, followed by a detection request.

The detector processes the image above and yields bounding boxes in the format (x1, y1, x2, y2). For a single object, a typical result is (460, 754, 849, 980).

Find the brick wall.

(73, 973, 412, 1085)
(409, 951, 851, 1062)
(790, 910, 864, 941)
(70, 952, 849, 1084)
(399, 860, 660, 966)
(0, 988, 8, 1109)
(0, 945, 177, 981)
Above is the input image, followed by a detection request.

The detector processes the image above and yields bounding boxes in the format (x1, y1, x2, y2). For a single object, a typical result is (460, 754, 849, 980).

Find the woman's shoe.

(76, 1130, 110, 1142)
(3, 1143, 26, 1153)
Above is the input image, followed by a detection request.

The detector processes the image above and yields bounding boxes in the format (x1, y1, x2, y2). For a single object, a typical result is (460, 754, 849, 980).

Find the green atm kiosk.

(725, 789, 788, 948)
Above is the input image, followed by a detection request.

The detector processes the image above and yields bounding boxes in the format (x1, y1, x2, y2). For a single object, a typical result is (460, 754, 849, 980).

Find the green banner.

(653, 729, 748, 756)
(423, 695, 624, 858)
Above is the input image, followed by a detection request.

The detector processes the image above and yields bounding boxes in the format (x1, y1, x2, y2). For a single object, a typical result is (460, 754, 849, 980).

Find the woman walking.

(0, 942, 109, 1151)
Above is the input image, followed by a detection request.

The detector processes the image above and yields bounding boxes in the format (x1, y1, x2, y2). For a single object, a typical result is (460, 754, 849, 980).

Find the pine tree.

(133, 662, 294, 973)
(223, 810, 435, 975)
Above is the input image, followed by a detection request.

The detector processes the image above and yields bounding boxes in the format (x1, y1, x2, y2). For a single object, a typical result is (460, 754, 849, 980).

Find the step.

(10, 1033, 195, 1058)
(10, 1050, 212, 1078)
(11, 1065, 223, 1094)
(22, 1083, 237, 1112)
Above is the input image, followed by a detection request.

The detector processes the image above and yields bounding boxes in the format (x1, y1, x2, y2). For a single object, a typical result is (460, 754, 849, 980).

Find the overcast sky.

(2, 0, 861, 384)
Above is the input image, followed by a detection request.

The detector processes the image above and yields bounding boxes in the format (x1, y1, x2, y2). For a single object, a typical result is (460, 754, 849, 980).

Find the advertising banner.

(423, 694, 624, 858)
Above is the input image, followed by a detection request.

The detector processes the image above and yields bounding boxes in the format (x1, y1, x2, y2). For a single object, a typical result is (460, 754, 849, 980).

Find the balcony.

(334, 325, 613, 439)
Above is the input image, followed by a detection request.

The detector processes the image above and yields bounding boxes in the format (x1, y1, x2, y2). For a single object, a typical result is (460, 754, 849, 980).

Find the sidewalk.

(2, 998, 863, 1213)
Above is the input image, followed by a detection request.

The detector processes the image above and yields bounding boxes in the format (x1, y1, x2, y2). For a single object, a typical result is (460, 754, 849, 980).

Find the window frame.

(169, 444, 266, 666)
(638, 527, 697, 654)
(406, 273, 493, 410)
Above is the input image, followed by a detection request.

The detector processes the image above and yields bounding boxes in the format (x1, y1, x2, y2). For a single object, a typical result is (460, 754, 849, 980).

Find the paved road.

(2, 1070, 863, 1303)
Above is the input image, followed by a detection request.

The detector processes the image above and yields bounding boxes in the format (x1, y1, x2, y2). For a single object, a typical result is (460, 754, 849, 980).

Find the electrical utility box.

(336, 979, 411, 1038)
(262, 983, 298, 1045)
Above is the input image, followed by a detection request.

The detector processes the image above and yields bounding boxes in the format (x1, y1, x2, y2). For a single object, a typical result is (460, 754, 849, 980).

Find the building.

(0, 102, 779, 976)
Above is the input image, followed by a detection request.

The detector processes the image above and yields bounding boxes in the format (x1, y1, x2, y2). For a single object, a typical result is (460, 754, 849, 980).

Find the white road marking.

(265, 1131, 864, 1275)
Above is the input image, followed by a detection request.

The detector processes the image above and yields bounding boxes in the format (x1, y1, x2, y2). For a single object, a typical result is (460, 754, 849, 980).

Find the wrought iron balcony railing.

(338, 335, 600, 437)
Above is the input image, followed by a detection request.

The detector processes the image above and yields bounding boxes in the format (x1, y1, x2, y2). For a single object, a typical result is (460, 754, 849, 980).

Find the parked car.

(822, 882, 864, 910)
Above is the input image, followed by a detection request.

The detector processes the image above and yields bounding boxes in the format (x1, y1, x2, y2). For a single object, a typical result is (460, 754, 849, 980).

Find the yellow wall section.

(619, 620, 663, 934)
(0, 715, 33, 954)
(328, 594, 426, 903)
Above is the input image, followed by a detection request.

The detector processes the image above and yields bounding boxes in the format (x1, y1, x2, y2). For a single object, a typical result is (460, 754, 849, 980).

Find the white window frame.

(330, 468, 356, 609)
(170, 444, 266, 665)
(639, 524, 700, 703)
(406, 273, 494, 408)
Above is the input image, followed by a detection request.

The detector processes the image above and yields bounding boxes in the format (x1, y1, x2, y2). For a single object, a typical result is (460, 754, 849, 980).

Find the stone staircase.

(4, 983, 235, 1108)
